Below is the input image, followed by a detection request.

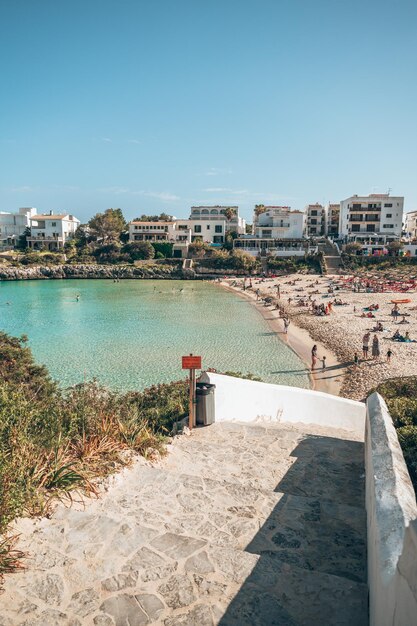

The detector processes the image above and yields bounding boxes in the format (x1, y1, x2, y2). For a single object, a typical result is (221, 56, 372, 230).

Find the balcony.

(348, 207, 381, 213)
(27, 235, 64, 242)
(348, 217, 380, 223)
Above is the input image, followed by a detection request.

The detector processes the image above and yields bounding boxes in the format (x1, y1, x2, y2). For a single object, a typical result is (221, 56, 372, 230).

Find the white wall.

(340, 195, 404, 239)
(30, 215, 79, 241)
(199, 372, 365, 436)
(366, 392, 417, 626)
(256, 209, 305, 239)
(0, 208, 34, 241)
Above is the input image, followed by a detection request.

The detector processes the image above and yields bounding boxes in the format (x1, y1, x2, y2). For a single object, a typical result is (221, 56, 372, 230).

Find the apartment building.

(253, 206, 305, 239)
(190, 206, 246, 235)
(128, 218, 225, 245)
(0, 207, 36, 249)
(234, 206, 307, 257)
(129, 221, 178, 242)
(339, 194, 404, 242)
(404, 211, 417, 240)
(27, 213, 80, 250)
(325, 204, 340, 238)
(305, 203, 325, 237)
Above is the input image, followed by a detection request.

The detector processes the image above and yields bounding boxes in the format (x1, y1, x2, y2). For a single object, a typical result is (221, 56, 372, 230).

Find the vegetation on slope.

(374, 376, 417, 492)
(0, 332, 188, 582)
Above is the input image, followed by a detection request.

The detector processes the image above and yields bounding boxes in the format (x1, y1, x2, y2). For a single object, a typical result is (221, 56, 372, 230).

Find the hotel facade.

(339, 194, 404, 243)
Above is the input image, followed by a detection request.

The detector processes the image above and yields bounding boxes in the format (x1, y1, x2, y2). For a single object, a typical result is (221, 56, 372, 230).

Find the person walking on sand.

(387, 348, 393, 363)
(322, 355, 327, 370)
(372, 334, 380, 359)
(311, 345, 318, 370)
(362, 332, 370, 359)
(283, 317, 290, 334)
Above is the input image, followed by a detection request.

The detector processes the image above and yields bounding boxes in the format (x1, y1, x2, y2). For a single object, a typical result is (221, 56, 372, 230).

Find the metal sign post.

(182, 354, 202, 430)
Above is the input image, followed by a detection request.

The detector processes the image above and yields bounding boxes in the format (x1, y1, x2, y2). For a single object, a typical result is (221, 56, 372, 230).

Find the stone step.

(215, 548, 368, 626)
(0, 421, 367, 625)
(164, 423, 365, 509)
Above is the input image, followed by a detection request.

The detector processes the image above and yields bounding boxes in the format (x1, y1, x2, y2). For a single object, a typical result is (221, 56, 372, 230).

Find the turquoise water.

(0, 279, 309, 391)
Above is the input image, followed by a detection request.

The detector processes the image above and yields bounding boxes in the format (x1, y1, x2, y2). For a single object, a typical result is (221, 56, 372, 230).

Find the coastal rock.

(0, 263, 183, 281)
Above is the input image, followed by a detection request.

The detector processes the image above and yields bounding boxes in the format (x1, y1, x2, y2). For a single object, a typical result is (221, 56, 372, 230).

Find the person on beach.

(387, 348, 393, 363)
(311, 345, 318, 370)
(283, 317, 290, 334)
(372, 334, 380, 359)
(322, 355, 327, 370)
(362, 332, 370, 359)
(256, 288, 260, 300)
(354, 352, 359, 366)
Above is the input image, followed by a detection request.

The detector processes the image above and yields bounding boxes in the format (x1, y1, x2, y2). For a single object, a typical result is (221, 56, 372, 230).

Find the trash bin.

(196, 382, 216, 426)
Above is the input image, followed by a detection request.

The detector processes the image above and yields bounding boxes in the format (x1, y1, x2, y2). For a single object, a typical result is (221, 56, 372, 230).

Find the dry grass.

(0, 333, 188, 587)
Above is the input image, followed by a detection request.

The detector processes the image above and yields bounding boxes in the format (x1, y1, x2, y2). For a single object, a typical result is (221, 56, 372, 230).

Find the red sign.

(182, 355, 202, 370)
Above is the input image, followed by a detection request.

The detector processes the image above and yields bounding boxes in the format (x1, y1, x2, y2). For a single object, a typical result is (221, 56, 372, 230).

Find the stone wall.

(199, 372, 366, 436)
(366, 392, 417, 626)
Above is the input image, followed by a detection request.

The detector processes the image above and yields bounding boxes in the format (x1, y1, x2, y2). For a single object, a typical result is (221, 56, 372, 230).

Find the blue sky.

(1, 0, 416, 223)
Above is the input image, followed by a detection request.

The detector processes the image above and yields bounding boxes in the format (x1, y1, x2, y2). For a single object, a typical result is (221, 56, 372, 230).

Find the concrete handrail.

(199, 372, 365, 436)
(366, 392, 417, 625)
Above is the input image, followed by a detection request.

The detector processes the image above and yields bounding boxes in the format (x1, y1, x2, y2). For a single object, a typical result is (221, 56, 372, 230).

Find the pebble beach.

(222, 273, 417, 401)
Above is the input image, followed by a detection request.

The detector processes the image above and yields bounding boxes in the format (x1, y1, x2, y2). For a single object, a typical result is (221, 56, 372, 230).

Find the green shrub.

(122, 241, 155, 261)
(375, 376, 417, 492)
(151, 242, 173, 258)
(0, 332, 188, 579)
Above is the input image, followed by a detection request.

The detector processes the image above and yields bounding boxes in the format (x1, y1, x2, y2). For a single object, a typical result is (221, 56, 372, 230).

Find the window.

(213, 235, 223, 243)
(367, 224, 376, 232)
(194, 225, 201, 233)
(383, 224, 394, 228)
(386, 214, 392, 218)
(51, 222, 57, 227)
(351, 224, 360, 232)
(215, 225, 222, 233)
(207, 225, 210, 230)
(384, 203, 393, 207)
(311, 211, 317, 216)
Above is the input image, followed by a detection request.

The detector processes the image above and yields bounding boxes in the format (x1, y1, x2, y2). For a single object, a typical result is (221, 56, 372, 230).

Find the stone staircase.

(319, 240, 344, 275)
(0, 422, 368, 626)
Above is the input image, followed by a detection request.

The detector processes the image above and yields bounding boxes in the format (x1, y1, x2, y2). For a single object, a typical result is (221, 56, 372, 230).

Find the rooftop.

(30, 214, 79, 221)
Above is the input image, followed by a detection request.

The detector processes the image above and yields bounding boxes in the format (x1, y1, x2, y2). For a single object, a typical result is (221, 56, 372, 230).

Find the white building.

(27, 213, 80, 250)
(233, 206, 308, 257)
(129, 221, 178, 242)
(0, 207, 36, 249)
(253, 206, 305, 239)
(305, 203, 325, 237)
(179, 218, 226, 245)
(325, 203, 340, 238)
(128, 216, 226, 246)
(190, 206, 246, 235)
(404, 211, 417, 241)
(339, 194, 404, 243)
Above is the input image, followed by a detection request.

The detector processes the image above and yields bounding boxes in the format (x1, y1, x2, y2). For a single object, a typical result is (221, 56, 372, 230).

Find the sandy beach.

(221, 273, 417, 401)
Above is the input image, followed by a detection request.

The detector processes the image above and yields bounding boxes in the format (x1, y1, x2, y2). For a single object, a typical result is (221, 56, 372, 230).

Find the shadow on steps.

(218, 435, 368, 626)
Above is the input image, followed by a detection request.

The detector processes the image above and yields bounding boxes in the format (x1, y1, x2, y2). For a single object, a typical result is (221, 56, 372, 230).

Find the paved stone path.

(0, 421, 367, 625)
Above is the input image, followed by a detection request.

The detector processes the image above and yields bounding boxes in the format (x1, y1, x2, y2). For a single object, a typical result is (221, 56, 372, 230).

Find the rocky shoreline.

(0, 264, 186, 281)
